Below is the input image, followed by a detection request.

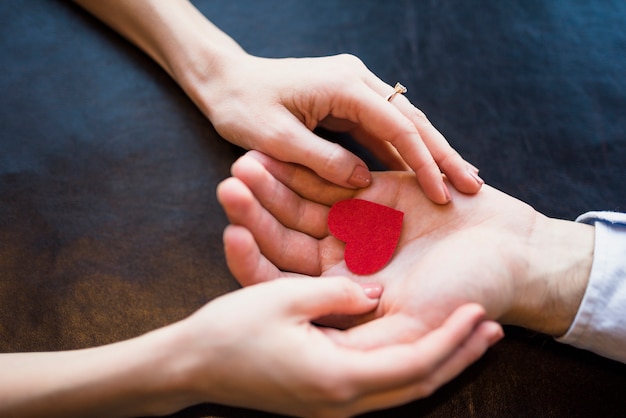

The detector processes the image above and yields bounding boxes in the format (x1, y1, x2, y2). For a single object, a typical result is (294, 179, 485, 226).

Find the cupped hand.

(218, 151, 541, 348)
(188, 52, 483, 203)
(176, 277, 502, 418)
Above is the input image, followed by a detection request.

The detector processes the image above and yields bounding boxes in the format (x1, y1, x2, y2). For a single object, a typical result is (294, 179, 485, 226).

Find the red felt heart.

(328, 198, 403, 275)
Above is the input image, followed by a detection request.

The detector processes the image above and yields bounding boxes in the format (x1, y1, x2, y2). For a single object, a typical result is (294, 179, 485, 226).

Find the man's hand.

(218, 151, 594, 348)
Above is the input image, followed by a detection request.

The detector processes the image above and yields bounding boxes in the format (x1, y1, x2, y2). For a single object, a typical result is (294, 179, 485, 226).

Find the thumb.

(322, 314, 425, 349)
(273, 277, 382, 321)
(261, 114, 372, 188)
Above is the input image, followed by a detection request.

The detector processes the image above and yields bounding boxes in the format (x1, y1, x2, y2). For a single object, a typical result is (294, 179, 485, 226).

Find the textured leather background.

(1, 1, 625, 417)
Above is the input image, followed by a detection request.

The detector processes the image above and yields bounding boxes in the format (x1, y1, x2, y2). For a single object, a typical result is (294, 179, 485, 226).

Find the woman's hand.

(0, 277, 501, 418)
(187, 52, 483, 203)
(74, 0, 483, 203)
(174, 278, 502, 418)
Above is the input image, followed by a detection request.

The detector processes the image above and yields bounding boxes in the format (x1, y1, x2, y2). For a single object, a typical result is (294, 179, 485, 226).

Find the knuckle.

(324, 54, 367, 82)
(336, 280, 359, 303)
(437, 148, 463, 169)
(321, 144, 348, 176)
(336, 53, 365, 68)
(256, 123, 295, 152)
(414, 159, 439, 181)
(386, 121, 418, 147)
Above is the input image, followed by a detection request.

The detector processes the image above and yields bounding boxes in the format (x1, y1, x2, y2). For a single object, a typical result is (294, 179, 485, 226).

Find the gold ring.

(385, 82, 407, 101)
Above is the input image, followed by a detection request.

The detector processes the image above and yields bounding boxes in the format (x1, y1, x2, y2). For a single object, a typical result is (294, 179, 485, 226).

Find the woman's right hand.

(173, 278, 502, 418)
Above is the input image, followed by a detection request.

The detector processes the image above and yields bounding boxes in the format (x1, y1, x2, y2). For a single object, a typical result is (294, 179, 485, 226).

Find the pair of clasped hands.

(69, 6, 503, 415)
(209, 65, 529, 415)
(178, 38, 589, 418)
(76, 2, 553, 414)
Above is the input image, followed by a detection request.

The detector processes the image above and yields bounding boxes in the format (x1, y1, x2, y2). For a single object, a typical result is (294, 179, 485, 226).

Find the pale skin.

(73, 0, 484, 203)
(218, 151, 595, 347)
(0, 278, 502, 418)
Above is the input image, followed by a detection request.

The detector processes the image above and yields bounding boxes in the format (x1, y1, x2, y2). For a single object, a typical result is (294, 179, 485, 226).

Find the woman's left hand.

(188, 52, 483, 203)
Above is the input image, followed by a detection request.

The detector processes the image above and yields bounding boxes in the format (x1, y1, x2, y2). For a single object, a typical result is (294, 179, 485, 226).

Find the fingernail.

(348, 165, 372, 188)
(468, 166, 484, 186)
(361, 283, 383, 299)
(442, 183, 452, 203)
(489, 323, 505, 345)
(468, 163, 480, 174)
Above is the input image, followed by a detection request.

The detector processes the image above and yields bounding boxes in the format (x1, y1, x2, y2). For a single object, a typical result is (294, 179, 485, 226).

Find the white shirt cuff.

(556, 211, 626, 363)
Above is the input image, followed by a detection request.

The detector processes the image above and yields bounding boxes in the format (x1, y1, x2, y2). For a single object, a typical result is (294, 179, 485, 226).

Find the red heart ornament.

(328, 198, 404, 275)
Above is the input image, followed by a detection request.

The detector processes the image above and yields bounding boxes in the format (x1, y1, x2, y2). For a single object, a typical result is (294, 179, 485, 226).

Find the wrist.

(157, 3, 248, 85)
(173, 39, 251, 120)
(75, 0, 248, 109)
(85, 325, 201, 417)
(114, 324, 202, 416)
(514, 214, 594, 336)
(143, 1, 251, 119)
(91, 315, 232, 416)
(0, 325, 197, 417)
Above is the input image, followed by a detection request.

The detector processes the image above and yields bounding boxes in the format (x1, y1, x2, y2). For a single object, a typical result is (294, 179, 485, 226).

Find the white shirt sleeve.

(556, 211, 626, 363)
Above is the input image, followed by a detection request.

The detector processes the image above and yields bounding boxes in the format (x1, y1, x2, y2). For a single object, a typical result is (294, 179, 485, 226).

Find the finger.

(364, 79, 483, 198)
(268, 277, 382, 320)
(330, 83, 451, 204)
(317, 115, 410, 171)
(243, 150, 357, 206)
(409, 320, 503, 394)
(336, 304, 489, 388)
(242, 150, 412, 213)
(217, 177, 324, 275)
(344, 320, 503, 416)
(257, 112, 373, 189)
(310, 304, 488, 417)
(222, 224, 285, 286)
(347, 124, 410, 171)
(322, 313, 426, 349)
(229, 153, 330, 238)
(309, 304, 498, 417)
(389, 95, 484, 195)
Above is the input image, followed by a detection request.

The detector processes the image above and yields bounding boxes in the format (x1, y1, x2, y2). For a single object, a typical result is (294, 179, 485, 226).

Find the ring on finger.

(385, 82, 407, 102)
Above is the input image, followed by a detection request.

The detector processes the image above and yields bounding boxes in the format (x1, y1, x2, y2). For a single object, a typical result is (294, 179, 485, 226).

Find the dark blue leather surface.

(1, 1, 625, 416)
